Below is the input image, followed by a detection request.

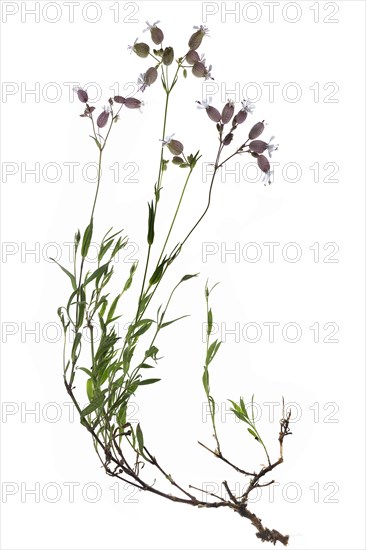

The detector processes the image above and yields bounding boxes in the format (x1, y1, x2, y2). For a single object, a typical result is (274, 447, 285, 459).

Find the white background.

(1, 1, 365, 549)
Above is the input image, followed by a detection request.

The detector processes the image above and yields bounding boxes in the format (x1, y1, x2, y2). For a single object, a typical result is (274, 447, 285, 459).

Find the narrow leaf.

(84, 263, 109, 286)
(81, 218, 93, 258)
(80, 393, 104, 418)
(51, 259, 77, 290)
(207, 308, 213, 336)
(86, 379, 94, 401)
(136, 423, 144, 453)
(139, 378, 161, 386)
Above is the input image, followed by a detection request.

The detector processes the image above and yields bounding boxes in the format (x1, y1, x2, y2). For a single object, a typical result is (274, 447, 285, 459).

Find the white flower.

(261, 169, 274, 185)
(144, 20, 160, 32)
(127, 38, 138, 53)
(241, 99, 255, 114)
(193, 24, 210, 36)
(267, 136, 279, 158)
(137, 73, 147, 92)
(196, 97, 212, 109)
(204, 64, 213, 81)
(160, 134, 175, 146)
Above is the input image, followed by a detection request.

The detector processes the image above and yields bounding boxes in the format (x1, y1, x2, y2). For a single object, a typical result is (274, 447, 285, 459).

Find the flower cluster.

(73, 86, 143, 133)
(130, 22, 213, 92)
(197, 97, 278, 184)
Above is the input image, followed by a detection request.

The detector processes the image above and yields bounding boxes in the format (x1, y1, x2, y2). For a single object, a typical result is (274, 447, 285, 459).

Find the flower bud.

(167, 139, 184, 156)
(124, 98, 142, 109)
(223, 132, 234, 146)
(162, 47, 174, 66)
(249, 122, 265, 140)
(186, 50, 200, 65)
(152, 26, 164, 44)
(257, 155, 270, 173)
(114, 96, 125, 104)
(172, 156, 184, 165)
(233, 109, 247, 125)
(206, 106, 221, 123)
(76, 88, 88, 103)
(133, 42, 150, 58)
(249, 140, 267, 154)
(221, 101, 234, 125)
(97, 109, 110, 128)
(145, 21, 164, 44)
(188, 25, 209, 50)
(145, 67, 158, 86)
(192, 61, 206, 78)
(80, 104, 95, 118)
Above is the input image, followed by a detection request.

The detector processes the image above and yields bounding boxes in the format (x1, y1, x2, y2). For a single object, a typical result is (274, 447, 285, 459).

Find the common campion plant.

(55, 21, 291, 546)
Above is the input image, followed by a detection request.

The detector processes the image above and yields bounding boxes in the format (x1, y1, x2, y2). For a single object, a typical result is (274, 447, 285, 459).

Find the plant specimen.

(55, 21, 292, 546)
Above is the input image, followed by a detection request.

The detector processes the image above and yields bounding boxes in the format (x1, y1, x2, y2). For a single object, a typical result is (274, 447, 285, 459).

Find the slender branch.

(198, 441, 256, 477)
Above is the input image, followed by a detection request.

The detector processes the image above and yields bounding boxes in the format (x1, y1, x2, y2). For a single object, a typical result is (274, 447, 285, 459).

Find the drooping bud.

(124, 97, 142, 109)
(167, 139, 184, 156)
(162, 47, 174, 66)
(80, 105, 95, 118)
(114, 96, 125, 104)
(145, 21, 164, 45)
(145, 67, 158, 86)
(249, 140, 267, 154)
(223, 133, 234, 146)
(257, 155, 270, 173)
(188, 25, 209, 50)
(192, 61, 207, 78)
(249, 122, 265, 140)
(172, 156, 184, 165)
(133, 42, 150, 58)
(221, 101, 234, 125)
(186, 50, 200, 65)
(97, 109, 110, 128)
(197, 100, 222, 123)
(206, 106, 221, 123)
(233, 109, 247, 125)
(75, 87, 88, 103)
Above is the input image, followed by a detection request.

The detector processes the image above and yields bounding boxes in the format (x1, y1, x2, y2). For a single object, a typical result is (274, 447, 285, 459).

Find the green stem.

(137, 84, 170, 310)
(157, 167, 193, 265)
(90, 148, 103, 220)
(205, 289, 221, 455)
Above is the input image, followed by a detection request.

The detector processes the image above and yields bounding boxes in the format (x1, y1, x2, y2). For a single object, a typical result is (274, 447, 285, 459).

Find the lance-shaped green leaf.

(51, 259, 77, 290)
(207, 308, 213, 336)
(98, 239, 114, 262)
(71, 332, 82, 363)
(206, 339, 221, 365)
(160, 314, 189, 329)
(106, 294, 121, 324)
(84, 263, 109, 286)
(123, 262, 138, 292)
(139, 378, 161, 385)
(81, 218, 93, 258)
(132, 319, 154, 338)
(136, 423, 144, 453)
(80, 393, 105, 418)
(149, 259, 166, 286)
(202, 368, 210, 395)
(111, 235, 128, 259)
(180, 273, 199, 283)
(147, 201, 155, 245)
(86, 378, 94, 401)
(76, 286, 86, 330)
